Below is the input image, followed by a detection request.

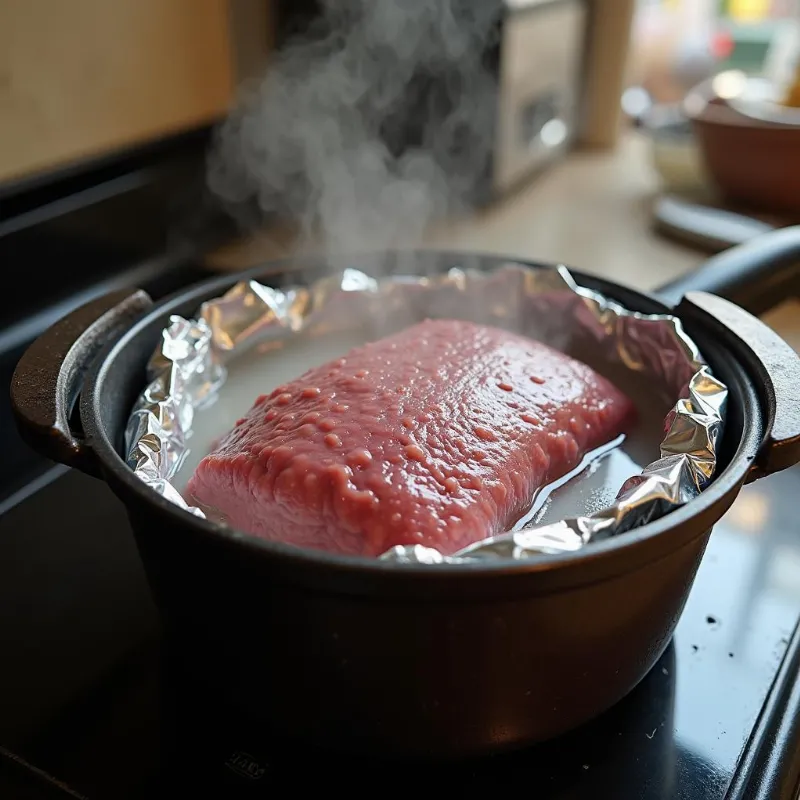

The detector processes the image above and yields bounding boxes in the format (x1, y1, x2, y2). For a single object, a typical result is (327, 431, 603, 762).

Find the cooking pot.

(11, 231, 800, 758)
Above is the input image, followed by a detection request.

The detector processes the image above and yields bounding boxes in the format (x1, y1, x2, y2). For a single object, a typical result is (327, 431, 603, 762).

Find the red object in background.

(712, 30, 735, 60)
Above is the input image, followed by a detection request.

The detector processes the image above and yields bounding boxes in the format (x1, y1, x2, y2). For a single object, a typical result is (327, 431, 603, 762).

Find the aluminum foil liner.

(124, 263, 727, 563)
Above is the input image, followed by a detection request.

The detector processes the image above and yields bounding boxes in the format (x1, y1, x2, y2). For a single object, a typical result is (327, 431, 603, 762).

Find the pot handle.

(10, 289, 153, 477)
(674, 291, 800, 482)
(657, 226, 800, 316)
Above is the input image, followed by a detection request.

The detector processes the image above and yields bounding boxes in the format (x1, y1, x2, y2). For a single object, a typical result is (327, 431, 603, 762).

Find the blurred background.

(2, 0, 800, 279)
(629, 0, 799, 106)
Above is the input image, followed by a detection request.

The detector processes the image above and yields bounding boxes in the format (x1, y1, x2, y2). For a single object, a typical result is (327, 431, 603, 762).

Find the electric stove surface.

(2, 456, 800, 799)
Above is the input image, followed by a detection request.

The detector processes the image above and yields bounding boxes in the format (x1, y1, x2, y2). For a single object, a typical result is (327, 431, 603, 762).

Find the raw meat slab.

(185, 319, 635, 556)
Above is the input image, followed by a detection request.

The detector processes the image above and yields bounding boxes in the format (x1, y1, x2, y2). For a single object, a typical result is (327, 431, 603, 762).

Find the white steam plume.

(207, 0, 501, 264)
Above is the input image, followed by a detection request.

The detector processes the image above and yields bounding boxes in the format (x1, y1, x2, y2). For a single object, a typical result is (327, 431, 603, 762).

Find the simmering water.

(520, 353, 671, 528)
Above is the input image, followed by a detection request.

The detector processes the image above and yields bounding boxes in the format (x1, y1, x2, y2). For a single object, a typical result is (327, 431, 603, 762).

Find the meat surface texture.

(185, 319, 635, 557)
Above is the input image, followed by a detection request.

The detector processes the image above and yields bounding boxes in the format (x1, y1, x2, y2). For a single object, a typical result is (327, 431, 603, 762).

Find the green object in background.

(718, 20, 785, 74)
(718, 0, 770, 20)
(715, 0, 792, 75)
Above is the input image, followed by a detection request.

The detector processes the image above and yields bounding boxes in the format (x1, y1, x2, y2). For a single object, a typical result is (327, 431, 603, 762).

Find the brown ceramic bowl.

(685, 76, 800, 216)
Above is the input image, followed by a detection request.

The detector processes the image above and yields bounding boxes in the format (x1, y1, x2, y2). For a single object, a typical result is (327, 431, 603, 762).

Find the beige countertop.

(207, 132, 703, 292)
(422, 135, 704, 293)
(205, 131, 800, 342)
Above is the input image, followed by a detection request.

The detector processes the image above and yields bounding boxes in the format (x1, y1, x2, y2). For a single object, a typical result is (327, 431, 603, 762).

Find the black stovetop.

(2, 459, 800, 799)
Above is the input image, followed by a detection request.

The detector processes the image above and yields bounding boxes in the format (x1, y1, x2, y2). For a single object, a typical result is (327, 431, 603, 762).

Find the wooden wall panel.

(0, 0, 238, 183)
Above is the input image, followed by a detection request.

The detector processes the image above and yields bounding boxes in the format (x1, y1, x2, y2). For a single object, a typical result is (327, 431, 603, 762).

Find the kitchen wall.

(0, 0, 272, 186)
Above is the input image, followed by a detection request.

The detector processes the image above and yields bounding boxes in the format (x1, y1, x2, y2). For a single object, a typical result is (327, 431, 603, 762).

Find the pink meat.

(185, 319, 635, 557)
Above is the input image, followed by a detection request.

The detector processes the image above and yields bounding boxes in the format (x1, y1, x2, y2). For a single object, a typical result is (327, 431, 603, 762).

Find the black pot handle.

(675, 291, 800, 481)
(654, 226, 800, 480)
(657, 225, 800, 316)
(10, 289, 153, 477)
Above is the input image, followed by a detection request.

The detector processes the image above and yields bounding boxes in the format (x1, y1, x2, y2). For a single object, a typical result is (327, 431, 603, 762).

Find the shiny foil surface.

(123, 263, 727, 562)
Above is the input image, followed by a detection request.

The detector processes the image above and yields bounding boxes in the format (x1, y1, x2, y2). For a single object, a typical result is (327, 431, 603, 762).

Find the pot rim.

(80, 250, 764, 587)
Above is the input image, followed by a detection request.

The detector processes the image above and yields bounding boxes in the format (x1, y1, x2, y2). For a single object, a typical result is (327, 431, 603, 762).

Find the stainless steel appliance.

(270, 0, 588, 207)
(493, 0, 587, 196)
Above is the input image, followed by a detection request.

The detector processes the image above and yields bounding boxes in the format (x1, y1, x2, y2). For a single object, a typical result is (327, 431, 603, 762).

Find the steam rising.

(208, 0, 501, 259)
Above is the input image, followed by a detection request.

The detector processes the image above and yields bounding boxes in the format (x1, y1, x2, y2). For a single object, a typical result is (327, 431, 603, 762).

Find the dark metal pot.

(10, 231, 800, 758)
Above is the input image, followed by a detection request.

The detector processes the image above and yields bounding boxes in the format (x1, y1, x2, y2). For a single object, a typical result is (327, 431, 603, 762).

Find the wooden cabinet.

(580, 0, 636, 148)
(0, 0, 271, 184)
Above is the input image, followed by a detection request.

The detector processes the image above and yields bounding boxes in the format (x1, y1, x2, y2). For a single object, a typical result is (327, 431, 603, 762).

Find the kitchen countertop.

(206, 132, 703, 291)
(205, 129, 800, 336)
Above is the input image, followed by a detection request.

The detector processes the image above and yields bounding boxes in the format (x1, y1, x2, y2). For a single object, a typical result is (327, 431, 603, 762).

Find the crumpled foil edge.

(124, 264, 727, 563)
